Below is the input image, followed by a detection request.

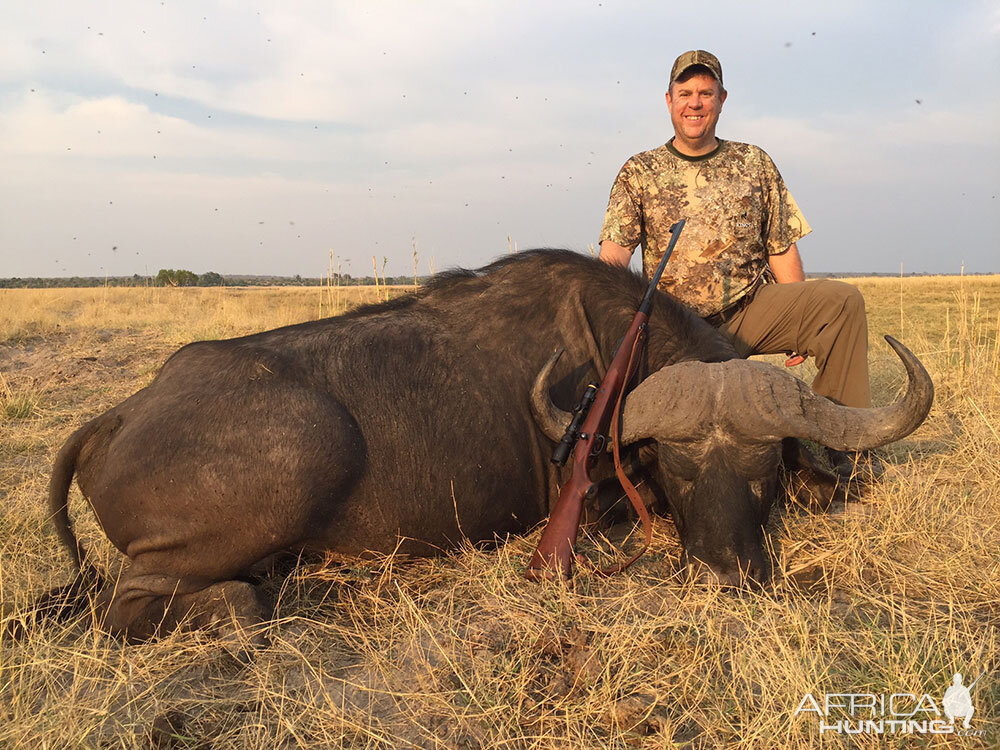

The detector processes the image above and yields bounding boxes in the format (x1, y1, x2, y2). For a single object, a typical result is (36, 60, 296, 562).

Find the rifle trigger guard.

(590, 434, 606, 456)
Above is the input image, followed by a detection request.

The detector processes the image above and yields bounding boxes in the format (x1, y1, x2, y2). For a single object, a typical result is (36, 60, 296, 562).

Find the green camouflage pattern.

(599, 139, 811, 317)
(670, 49, 723, 86)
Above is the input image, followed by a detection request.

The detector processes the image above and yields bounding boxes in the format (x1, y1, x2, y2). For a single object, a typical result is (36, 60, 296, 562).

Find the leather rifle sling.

(575, 328, 653, 576)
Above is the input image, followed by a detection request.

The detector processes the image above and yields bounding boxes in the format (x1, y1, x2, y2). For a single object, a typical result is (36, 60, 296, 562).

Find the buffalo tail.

(10, 424, 108, 637)
(47, 421, 98, 573)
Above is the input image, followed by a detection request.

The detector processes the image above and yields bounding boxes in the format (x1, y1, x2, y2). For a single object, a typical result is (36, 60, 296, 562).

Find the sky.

(1, 0, 998, 279)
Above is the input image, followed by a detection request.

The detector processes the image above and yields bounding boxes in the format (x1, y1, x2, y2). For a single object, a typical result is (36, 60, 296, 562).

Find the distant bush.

(198, 271, 225, 287)
(155, 269, 199, 287)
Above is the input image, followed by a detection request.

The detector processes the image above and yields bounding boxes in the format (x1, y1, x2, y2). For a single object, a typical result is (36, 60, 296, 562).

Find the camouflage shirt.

(599, 139, 811, 317)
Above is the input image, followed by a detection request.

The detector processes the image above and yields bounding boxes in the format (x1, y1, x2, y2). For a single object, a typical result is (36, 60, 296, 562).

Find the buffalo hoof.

(15, 568, 105, 639)
(827, 448, 886, 483)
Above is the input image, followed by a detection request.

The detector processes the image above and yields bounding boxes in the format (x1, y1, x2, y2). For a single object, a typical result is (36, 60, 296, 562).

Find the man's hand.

(599, 240, 633, 268)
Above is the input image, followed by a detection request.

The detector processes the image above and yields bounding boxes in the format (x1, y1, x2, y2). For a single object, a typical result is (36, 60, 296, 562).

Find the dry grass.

(0, 285, 410, 347)
(1, 276, 998, 748)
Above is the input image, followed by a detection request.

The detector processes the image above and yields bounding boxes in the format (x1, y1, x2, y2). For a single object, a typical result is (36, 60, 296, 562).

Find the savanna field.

(1, 274, 998, 748)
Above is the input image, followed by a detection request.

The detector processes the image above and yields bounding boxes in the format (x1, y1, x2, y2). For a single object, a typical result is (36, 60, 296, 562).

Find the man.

(599, 50, 879, 478)
(943, 673, 975, 730)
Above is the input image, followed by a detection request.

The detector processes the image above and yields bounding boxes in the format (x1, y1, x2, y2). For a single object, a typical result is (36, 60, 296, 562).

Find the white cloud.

(731, 101, 1000, 188)
(1, 1, 997, 277)
(2, 1, 511, 123)
(0, 91, 336, 165)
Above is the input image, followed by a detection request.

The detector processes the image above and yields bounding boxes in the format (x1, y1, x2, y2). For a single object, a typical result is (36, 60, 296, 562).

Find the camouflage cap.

(669, 50, 723, 87)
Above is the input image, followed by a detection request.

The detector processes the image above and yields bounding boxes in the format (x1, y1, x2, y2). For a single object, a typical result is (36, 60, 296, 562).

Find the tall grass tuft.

(0, 371, 40, 420)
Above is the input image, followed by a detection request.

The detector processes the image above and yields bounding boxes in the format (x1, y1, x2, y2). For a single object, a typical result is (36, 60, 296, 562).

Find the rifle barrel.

(638, 219, 685, 315)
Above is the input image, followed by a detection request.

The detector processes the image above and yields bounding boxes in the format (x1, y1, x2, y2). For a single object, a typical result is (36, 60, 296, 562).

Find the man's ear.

(665, 90, 673, 113)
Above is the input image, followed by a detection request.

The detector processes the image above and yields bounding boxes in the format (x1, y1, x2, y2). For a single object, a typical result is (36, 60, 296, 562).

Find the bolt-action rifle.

(525, 219, 686, 580)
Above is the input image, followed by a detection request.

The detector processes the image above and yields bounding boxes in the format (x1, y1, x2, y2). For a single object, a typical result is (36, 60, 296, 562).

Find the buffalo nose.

(683, 554, 770, 589)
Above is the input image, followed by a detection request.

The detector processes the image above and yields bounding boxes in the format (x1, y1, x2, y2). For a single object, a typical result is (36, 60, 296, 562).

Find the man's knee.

(812, 279, 866, 318)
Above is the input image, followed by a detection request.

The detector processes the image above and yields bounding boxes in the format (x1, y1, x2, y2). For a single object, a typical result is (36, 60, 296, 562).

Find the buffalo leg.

(780, 438, 859, 510)
(97, 570, 271, 646)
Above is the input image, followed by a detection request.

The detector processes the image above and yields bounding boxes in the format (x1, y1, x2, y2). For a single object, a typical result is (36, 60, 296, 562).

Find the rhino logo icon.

(942, 672, 983, 729)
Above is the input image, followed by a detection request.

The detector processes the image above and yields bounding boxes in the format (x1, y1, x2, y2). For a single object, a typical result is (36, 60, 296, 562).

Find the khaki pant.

(718, 280, 872, 409)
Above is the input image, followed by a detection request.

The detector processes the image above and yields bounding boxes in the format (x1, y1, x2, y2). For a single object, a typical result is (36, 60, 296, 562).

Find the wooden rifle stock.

(525, 220, 685, 581)
(525, 313, 649, 580)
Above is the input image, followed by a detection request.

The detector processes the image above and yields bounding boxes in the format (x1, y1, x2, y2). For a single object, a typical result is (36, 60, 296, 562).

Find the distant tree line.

(0, 271, 435, 289)
(0, 269, 975, 290)
(0, 274, 152, 289)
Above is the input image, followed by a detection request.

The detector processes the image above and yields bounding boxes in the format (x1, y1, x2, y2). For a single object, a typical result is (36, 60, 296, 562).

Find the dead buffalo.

(44, 250, 932, 639)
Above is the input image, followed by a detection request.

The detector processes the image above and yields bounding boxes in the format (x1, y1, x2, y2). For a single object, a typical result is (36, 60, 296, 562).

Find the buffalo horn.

(530, 348, 574, 442)
(621, 336, 933, 451)
(733, 335, 934, 449)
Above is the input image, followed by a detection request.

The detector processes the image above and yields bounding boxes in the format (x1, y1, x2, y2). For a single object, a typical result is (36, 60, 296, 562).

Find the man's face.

(666, 73, 727, 153)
